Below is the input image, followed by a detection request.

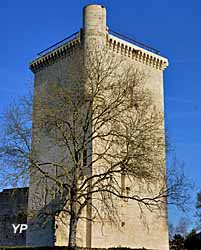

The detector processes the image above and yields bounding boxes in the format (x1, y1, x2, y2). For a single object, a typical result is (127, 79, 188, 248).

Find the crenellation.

(30, 35, 81, 73)
(30, 16, 168, 74)
(106, 34, 168, 70)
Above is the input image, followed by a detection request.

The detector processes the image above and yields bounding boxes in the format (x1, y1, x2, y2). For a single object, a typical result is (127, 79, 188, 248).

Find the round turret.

(83, 4, 107, 48)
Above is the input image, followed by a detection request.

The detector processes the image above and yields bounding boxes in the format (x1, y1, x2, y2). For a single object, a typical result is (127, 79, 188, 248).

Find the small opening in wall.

(121, 221, 125, 227)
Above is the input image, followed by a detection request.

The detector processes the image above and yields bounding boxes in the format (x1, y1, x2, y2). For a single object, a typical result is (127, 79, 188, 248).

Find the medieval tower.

(27, 4, 169, 250)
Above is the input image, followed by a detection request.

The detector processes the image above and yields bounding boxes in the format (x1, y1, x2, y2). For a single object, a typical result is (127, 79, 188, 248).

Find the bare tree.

(0, 48, 191, 248)
(169, 222, 176, 240)
(195, 191, 201, 231)
(0, 94, 32, 188)
(175, 217, 190, 238)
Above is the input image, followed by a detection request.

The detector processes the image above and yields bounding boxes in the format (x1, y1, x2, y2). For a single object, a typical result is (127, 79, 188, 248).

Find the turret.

(83, 4, 107, 48)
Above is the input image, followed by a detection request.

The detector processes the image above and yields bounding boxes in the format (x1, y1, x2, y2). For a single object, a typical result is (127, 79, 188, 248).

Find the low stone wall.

(0, 188, 28, 247)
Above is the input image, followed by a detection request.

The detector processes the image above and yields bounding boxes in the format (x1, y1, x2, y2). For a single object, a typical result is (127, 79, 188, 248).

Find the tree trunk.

(68, 209, 78, 249)
(68, 185, 78, 249)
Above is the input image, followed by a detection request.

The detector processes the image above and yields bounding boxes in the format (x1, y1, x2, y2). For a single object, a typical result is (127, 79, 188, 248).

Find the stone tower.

(28, 4, 169, 250)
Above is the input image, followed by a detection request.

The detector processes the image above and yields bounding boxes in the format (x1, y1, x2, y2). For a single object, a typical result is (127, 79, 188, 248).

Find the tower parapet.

(106, 34, 168, 70)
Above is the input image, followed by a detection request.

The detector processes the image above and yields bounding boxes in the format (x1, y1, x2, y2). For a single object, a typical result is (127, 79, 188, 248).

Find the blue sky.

(1, 0, 201, 229)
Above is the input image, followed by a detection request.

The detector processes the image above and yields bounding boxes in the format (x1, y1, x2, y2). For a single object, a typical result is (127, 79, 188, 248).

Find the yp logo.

(12, 224, 28, 234)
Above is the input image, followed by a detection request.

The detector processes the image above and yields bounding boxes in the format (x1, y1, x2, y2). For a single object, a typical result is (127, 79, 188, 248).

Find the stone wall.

(0, 188, 28, 246)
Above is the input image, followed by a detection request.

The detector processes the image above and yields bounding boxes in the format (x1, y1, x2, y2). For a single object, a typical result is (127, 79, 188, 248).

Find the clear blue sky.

(1, 0, 201, 229)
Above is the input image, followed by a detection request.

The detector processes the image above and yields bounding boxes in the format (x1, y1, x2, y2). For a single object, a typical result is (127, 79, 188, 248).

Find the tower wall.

(90, 50, 169, 250)
(28, 4, 169, 249)
(27, 47, 85, 247)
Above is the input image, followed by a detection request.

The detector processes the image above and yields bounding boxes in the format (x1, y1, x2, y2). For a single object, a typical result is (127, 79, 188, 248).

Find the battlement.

(30, 30, 168, 73)
(30, 32, 81, 73)
(107, 33, 168, 70)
